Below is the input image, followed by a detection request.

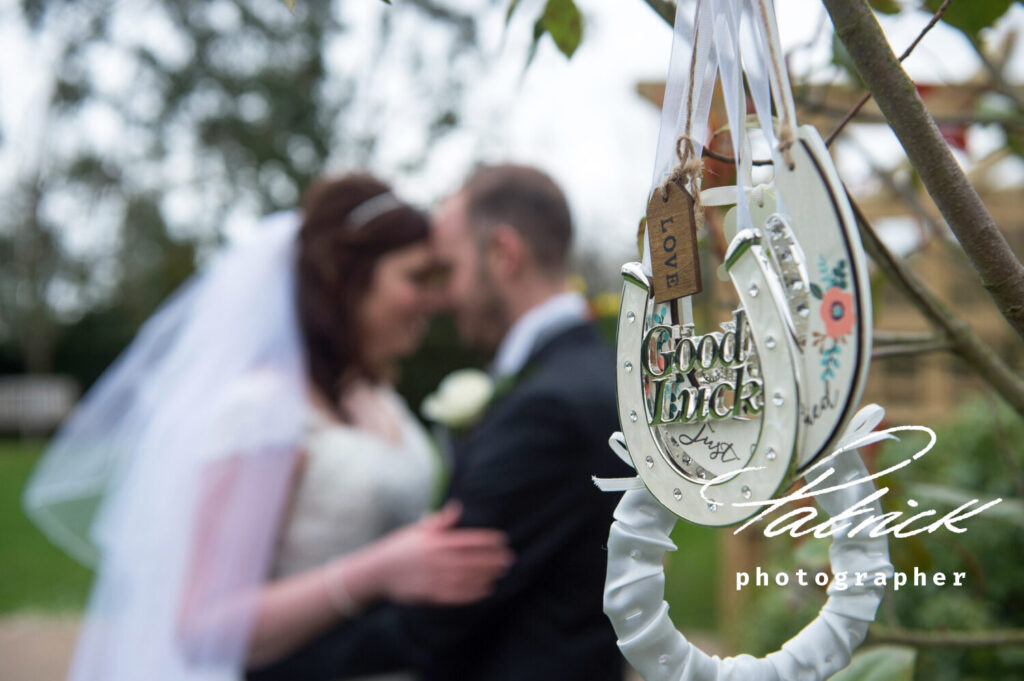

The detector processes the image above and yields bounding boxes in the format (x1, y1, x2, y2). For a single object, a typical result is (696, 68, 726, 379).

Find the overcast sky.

(2, 0, 1023, 266)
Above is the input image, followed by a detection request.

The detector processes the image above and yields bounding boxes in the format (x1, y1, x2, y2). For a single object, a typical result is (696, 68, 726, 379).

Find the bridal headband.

(345, 191, 410, 231)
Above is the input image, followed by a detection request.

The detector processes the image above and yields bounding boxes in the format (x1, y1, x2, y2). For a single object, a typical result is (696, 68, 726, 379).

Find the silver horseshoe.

(615, 225, 805, 525)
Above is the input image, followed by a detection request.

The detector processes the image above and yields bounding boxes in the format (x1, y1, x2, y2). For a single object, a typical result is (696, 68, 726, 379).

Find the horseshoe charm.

(772, 125, 873, 471)
(603, 1, 886, 678)
(615, 223, 805, 525)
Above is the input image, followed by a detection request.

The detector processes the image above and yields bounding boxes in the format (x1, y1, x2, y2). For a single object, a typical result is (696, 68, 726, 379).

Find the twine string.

(659, 0, 705, 211)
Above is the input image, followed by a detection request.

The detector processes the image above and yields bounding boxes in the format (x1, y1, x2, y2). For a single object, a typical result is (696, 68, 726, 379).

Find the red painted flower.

(820, 287, 855, 339)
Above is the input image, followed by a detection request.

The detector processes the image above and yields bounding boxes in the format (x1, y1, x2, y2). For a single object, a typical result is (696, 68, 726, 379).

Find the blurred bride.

(22, 174, 513, 680)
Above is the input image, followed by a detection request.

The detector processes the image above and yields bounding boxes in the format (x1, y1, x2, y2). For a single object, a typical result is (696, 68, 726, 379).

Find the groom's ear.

(488, 224, 529, 279)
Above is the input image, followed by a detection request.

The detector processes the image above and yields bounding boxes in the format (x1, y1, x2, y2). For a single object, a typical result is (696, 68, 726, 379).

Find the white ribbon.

(643, 0, 717, 326)
(738, 2, 777, 163)
(679, 0, 799, 219)
(710, 1, 755, 235)
(642, 0, 802, 293)
(739, 0, 798, 222)
(594, 433, 644, 492)
(600, 404, 895, 681)
(648, 0, 717, 197)
(747, 0, 797, 144)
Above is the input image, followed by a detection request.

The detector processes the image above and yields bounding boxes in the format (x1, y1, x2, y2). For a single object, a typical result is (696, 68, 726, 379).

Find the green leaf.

(505, 0, 522, 26)
(870, 0, 901, 13)
(924, 0, 1014, 36)
(829, 645, 917, 681)
(810, 282, 823, 299)
(869, 0, 902, 14)
(524, 17, 546, 69)
(541, 0, 582, 59)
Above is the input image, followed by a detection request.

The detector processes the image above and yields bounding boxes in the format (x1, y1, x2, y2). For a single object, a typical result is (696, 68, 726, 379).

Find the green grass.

(664, 521, 719, 631)
(0, 440, 92, 613)
(0, 437, 720, 626)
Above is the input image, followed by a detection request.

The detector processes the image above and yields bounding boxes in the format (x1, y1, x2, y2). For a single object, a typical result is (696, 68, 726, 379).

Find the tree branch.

(804, 102, 1024, 133)
(871, 339, 951, 359)
(968, 35, 1024, 113)
(824, 0, 951, 146)
(849, 194, 1024, 417)
(867, 626, 1024, 649)
(702, 144, 772, 167)
(873, 330, 938, 343)
(822, 0, 1024, 342)
(872, 331, 951, 359)
(641, 0, 675, 27)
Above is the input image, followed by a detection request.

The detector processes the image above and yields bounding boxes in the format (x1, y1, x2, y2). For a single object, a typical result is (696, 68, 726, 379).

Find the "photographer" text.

(735, 566, 965, 592)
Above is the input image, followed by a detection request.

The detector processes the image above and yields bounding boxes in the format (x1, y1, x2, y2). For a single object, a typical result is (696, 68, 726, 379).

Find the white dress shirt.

(491, 291, 589, 379)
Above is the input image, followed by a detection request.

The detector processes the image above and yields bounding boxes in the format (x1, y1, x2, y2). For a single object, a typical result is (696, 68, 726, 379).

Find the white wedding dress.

(269, 386, 438, 681)
(25, 212, 444, 681)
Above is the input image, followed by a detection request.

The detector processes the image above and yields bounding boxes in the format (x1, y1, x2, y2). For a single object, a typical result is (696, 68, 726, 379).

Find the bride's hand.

(369, 501, 514, 605)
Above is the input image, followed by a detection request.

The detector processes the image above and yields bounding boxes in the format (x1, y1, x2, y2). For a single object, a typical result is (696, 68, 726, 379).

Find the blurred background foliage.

(736, 398, 1024, 681)
(0, 0, 483, 383)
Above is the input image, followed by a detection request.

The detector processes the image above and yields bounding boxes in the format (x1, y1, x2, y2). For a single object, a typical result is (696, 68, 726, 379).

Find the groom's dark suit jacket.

(248, 321, 630, 681)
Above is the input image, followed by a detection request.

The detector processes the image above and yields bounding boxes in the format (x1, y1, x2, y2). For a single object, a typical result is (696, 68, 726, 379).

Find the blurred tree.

(1, 0, 482, 383)
(0, 175, 79, 373)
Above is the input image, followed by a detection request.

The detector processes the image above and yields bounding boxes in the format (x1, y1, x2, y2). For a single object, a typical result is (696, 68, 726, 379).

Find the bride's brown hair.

(296, 174, 430, 417)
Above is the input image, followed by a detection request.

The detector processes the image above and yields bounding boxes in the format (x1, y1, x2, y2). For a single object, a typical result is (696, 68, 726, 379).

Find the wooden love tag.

(646, 181, 702, 303)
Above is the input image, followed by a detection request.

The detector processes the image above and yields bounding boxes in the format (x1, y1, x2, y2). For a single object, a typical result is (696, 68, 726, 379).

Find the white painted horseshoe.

(615, 227, 804, 526)
(771, 125, 873, 472)
(603, 406, 894, 681)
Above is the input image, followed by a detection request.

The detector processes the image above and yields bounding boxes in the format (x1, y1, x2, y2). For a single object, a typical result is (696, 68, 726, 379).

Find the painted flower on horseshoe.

(810, 256, 856, 382)
(820, 287, 855, 339)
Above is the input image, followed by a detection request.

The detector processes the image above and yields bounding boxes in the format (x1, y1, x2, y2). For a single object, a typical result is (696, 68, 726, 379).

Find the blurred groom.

(248, 165, 629, 681)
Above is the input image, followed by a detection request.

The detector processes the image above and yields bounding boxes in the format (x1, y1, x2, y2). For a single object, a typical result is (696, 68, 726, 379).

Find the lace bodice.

(270, 388, 438, 579)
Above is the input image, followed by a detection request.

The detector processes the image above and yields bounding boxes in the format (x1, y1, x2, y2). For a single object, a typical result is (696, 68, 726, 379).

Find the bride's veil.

(23, 211, 309, 680)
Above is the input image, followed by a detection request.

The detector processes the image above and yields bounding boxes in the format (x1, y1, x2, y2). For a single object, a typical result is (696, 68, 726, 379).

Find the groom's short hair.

(461, 164, 572, 275)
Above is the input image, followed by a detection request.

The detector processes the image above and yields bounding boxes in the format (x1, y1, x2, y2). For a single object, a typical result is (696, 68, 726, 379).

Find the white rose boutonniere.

(421, 368, 496, 430)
